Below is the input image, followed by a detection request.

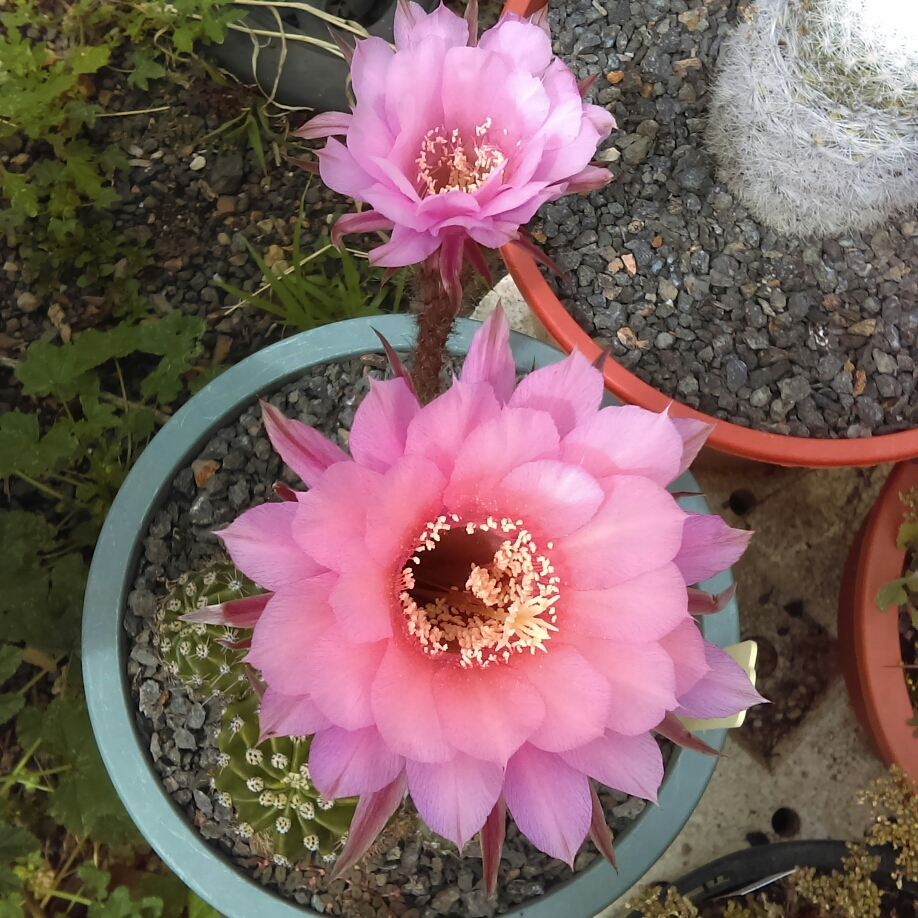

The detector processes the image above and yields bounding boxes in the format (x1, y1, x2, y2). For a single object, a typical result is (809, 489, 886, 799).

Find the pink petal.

(433, 664, 545, 765)
(330, 772, 408, 881)
(461, 305, 517, 403)
(349, 377, 420, 473)
(365, 455, 447, 568)
(309, 725, 405, 798)
(350, 35, 395, 109)
(331, 210, 396, 250)
(180, 591, 272, 629)
(404, 380, 501, 479)
(393, 0, 423, 48)
(589, 782, 616, 868)
(555, 476, 685, 590)
(477, 17, 553, 75)
(302, 625, 386, 729)
(498, 460, 603, 539)
(566, 634, 677, 735)
(294, 462, 381, 571)
(561, 164, 614, 194)
(396, 1, 469, 48)
(406, 753, 504, 848)
(329, 553, 395, 643)
(687, 584, 737, 616)
(659, 618, 709, 697)
(503, 744, 591, 866)
(444, 408, 560, 518)
(560, 730, 664, 803)
(246, 583, 336, 695)
(562, 562, 689, 643)
(515, 645, 610, 753)
(481, 798, 506, 897)
(670, 415, 715, 477)
(674, 641, 767, 719)
(317, 137, 374, 202)
(654, 711, 720, 756)
(368, 225, 440, 267)
(559, 405, 685, 487)
(259, 687, 330, 741)
(217, 502, 327, 590)
(260, 400, 349, 487)
(293, 110, 352, 139)
(674, 513, 751, 585)
(370, 642, 454, 763)
(507, 349, 603, 438)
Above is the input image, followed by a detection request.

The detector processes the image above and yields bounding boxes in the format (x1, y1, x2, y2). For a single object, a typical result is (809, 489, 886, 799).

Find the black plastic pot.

(624, 839, 918, 916)
(207, 0, 437, 112)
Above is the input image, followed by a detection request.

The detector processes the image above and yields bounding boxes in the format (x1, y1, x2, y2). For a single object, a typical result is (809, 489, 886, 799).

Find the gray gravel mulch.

(537, 0, 918, 439)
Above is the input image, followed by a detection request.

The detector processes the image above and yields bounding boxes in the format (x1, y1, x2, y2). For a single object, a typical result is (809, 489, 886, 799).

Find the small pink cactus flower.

(294, 0, 617, 307)
(208, 309, 763, 877)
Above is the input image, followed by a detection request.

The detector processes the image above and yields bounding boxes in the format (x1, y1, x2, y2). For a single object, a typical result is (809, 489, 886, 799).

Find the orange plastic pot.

(837, 463, 918, 780)
(499, 0, 918, 468)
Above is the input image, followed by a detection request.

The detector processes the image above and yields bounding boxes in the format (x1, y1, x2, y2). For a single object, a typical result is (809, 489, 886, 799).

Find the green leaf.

(187, 366, 227, 396)
(0, 871, 21, 896)
(0, 411, 81, 480)
(126, 49, 165, 91)
(0, 695, 24, 728)
(188, 892, 224, 918)
(0, 647, 22, 685)
(77, 863, 111, 901)
(1, 172, 39, 219)
(0, 512, 86, 655)
(0, 893, 24, 918)
(88, 887, 162, 918)
(16, 314, 205, 401)
(0, 822, 40, 866)
(68, 44, 111, 76)
(877, 577, 912, 612)
(32, 697, 143, 850)
(898, 520, 918, 551)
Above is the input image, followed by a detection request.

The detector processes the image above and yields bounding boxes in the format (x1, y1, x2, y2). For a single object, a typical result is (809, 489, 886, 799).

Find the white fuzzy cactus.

(707, 0, 918, 237)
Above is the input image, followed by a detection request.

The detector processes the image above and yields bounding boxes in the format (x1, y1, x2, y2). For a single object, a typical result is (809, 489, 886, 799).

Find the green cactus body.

(213, 694, 357, 865)
(156, 562, 261, 702)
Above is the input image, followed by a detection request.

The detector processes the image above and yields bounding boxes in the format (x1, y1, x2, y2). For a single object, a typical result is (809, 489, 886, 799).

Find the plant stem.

(412, 256, 455, 405)
(14, 474, 66, 503)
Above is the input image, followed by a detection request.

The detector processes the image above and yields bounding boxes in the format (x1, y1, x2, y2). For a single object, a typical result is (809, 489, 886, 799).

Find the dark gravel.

(537, 0, 918, 439)
(128, 354, 671, 918)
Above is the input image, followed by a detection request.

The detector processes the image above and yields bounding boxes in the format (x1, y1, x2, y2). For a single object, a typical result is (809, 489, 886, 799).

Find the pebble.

(189, 155, 206, 171)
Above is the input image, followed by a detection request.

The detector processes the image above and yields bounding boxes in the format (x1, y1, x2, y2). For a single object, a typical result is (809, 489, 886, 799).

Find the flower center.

(399, 514, 560, 668)
(415, 119, 506, 196)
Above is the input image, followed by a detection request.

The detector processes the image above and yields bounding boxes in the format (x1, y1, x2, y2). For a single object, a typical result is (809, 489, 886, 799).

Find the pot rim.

(847, 462, 918, 776)
(497, 0, 918, 468)
(83, 315, 739, 918)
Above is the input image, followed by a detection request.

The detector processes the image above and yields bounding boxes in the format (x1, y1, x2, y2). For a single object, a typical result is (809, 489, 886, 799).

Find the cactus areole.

(83, 317, 751, 918)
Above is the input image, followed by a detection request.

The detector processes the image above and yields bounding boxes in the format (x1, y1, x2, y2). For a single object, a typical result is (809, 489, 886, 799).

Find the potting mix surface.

(537, 0, 918, 440)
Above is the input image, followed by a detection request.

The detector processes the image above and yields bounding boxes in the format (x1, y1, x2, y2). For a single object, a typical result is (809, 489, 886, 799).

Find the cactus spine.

(156, 562, 260, 702)
(213, 694, 356, 864)
(707, 0, 918, 237)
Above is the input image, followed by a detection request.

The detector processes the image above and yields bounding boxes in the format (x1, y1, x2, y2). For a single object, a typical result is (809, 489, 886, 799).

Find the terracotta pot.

(838, 462, 918, 779)
(498, 0, 918, 468)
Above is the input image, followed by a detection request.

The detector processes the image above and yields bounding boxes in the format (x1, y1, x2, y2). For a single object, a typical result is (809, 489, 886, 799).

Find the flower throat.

(399, 515, 560, 668)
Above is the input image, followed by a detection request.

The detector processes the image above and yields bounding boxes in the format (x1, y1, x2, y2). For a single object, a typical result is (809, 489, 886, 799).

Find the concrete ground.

(474, 278, 896, 917)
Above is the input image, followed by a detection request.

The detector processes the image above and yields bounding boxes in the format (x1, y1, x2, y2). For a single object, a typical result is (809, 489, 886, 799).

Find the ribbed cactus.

(213, 694, 356, 865)
(156, 562, 261, 702)
(707, 0, 918, 237)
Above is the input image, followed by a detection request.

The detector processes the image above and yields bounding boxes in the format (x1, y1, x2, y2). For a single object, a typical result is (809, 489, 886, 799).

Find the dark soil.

(539, 0, 918, 440)
(126, 354, 672, 918)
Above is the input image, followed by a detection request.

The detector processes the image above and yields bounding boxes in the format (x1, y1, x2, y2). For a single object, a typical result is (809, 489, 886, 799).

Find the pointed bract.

(654, 712, 721, 756)
(260, 399, 348, 487)
(180, 591, 273, 629)
(588, 782, 617, 869)
(481, 797, 506, 898)
(461, 304, 516, 403)
(687, 583, 737, 615)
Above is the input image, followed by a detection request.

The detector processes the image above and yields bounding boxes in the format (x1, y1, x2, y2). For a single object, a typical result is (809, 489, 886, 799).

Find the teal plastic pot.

(83, 316, 740, 918)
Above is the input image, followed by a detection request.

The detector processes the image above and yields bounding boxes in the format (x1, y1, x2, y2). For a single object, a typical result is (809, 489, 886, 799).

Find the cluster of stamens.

(416, 118, 506, 196)
(399, 515, 560, 668)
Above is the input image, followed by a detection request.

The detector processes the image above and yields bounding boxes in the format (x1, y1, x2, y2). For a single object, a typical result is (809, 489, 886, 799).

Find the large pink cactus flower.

(294, 0, 617, 307)
(195, 309, 764, 882)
